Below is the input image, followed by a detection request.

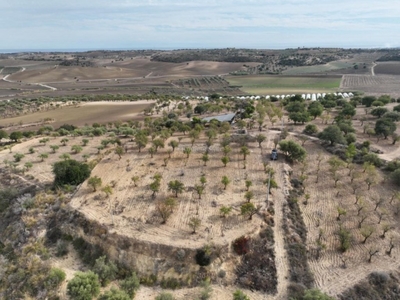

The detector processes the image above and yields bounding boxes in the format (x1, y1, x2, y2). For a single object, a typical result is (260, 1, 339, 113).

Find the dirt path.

(378, 145, 400, 161)
(371, 62, 376, 76)
(262, 131, 290, 298)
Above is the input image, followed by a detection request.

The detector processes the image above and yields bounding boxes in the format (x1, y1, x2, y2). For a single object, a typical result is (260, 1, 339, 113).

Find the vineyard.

(172, 76, 242, 95)
(340, 75, 400, 97)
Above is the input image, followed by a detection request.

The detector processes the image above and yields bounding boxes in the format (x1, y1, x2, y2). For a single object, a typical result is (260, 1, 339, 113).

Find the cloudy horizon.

(1, 0, 400, 51)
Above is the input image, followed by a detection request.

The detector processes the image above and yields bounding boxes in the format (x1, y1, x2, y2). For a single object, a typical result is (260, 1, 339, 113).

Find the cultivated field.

(0, 101, 154, 131)
(8, 59, 257, 84)
(226, 75, 341, 94)
(340, 74, 400, 98)
(374, 62, 400, 75)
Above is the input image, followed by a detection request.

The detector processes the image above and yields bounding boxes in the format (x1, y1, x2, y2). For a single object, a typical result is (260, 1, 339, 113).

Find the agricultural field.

(226, 75, 341, 94)
(374, 62, 400, 75)
(0, 100, 154, 132)
(341, 74, 400, 98)
(282, 61, 351, 75)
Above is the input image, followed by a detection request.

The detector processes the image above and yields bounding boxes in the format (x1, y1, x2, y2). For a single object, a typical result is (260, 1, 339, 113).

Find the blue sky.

(1, 0, 400, 50)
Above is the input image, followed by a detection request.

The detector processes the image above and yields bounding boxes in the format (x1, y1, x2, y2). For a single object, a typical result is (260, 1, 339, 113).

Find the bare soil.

(0, 100, 154, 132)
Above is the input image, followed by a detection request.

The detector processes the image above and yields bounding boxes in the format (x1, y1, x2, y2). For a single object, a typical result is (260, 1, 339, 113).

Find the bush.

(155, 292, 175, 300)
(302, 289, 335, 299)
(73, 237, 104, 266)
(98, 288, 130, 300)
(233, 236, 250, 255)
(195, 249, 212, 266)
(56, 239, 69, 257)
(67, 271, 100, 300)
(363, 153, 383, 167)
(120, 272, 140, 298)
(0, 188, 18, 213)
(233, 289, 250, 300)
(53, 159, 91, 187)
(386, 160, 400, 172)
(45, 268, 66, 290)
(93, 256, 118, 286)
(160, 277, 180, 290)
(303, 124, 318, 135)
(345, 133, 356, 145)
(391, 169, 400, 186)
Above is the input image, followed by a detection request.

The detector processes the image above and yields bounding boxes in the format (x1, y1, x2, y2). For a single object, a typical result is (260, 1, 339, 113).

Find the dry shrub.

(233, 236, 250, 255)
(235, 226, 277, 293)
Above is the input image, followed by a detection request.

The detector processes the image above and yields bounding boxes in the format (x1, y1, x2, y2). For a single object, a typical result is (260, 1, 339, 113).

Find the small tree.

(194, 184, 205, 199)
(244, 191, 254, 203)
(39, 153, 49, 162)
(88, 176, 102, 192)
(360, 226, 375, 244)
(168, 140, 179, 152)
(220, 206, 232, 218)
(367, 248, 379, 263)
(240, 146, 250, 160)
(381, 224, 391, 239)
(157, 197, 177, 224)
(221, 156, 230, 167)
(101, 185, 113, 198)
(148, 146, 156, 158)
(233, 289, 250, 300)
(131, 176, 140, 187)
(115, 146, 124, 159)
(245, 180, 252, 191)
(71, 144, 83, 154)
(189, 217, 201, 234)
(200, 175, 207, 186)
(67, 271, 100, 300)
(152, 138, 165, 152)
(149, 179, 161, 197)
(202, 153, 209, 166)
(50, 145, 59, 153)
(183, 147, 192, 158)
(222, 145, 231, 156)
(279, 140, 306, 162)
(82, 138, 89, 146)
(338, 226, 351, 252)
(336, 207, 347, 221)
(24, 161, 33, 172)
(256, 134, 266, 148)
(240, 202, 258, 220)
(60, 138, 69, 146)
(221, 175, 231, 190)
(168, 180, 185, 197)
(13, 153, 24, 162)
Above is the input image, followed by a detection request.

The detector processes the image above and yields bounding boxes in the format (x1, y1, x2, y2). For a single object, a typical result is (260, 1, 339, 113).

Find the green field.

(226, 75, 341, 94)
(282, 61, 351, 75)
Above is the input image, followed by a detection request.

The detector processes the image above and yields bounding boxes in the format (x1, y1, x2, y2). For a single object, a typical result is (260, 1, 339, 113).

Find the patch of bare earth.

(290, 137, 400, 298)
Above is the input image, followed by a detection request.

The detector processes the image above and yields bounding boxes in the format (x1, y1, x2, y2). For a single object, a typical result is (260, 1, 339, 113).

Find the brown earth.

(0, 100, 154, 132)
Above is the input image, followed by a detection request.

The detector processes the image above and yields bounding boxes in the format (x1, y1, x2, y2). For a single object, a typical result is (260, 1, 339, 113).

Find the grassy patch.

(225, 75, 340, 94)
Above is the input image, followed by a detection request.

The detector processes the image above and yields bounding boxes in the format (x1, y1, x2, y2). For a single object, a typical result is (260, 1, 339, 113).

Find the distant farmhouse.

(201, 113, 237, 124)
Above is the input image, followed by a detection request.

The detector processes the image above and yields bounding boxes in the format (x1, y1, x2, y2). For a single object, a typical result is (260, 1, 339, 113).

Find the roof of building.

(201, 113, 236, 123)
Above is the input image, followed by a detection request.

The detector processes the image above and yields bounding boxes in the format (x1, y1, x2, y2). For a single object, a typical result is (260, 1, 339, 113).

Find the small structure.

(201, 113, 237, 124)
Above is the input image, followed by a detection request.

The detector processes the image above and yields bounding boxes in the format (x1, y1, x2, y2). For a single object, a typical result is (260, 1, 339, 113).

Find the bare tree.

(360, 226, 375, 244)
(386, 237, 395, 256)
(367, 247, 379, 263)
